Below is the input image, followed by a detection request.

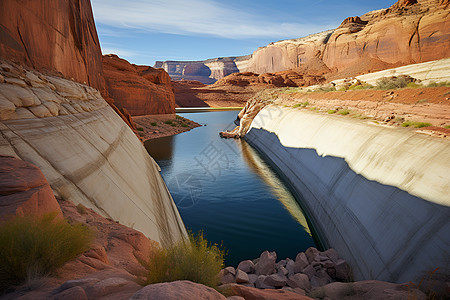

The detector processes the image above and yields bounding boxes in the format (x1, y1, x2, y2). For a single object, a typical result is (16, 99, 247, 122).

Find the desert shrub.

(401, 121, 432, 128)
(0, 213, 94, 290)
(427, 81, 450, 87)
(164, 120, 173, 125)
(348, 83, 373, 90)
(407, 82, 422, 88)
(181, 124, 189, 128)
(338, 109, 350, 115)
(76, 203, 87, 215)
(150, 122, 158, 126)
(445, 125, 450, 129)
(136, 127, 144, 131)
(140, 232, 225, 289)
(293, 102, 309, 108)
(314, 86, 336, 92)
(376, 76, 410, 90)
(327, 110, 337, 114)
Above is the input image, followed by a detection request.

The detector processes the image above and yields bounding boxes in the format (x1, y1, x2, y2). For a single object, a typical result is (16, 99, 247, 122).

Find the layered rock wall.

(102, 55, 175, 115)
(0, 0, 106, 95)
(158, 0, 449, 84)
(0, 61, 187, 247)
(245, 106, 450, 283)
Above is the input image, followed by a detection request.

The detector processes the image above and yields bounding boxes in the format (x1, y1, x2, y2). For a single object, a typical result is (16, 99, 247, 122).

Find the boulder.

(255, 275, 274, 289)
(335, 259, 352, 281)
(0, 156, 63, 220)
(255, 251, 277, 275)
(264, 273, 287, 288)
(237, 260, 255, 273)
(235, 269, 249, 284)
(294, 252, 309, 273)
(305, 247, 320, 263)
(129, 280, 227, 300)
(286, 273, 311, 291)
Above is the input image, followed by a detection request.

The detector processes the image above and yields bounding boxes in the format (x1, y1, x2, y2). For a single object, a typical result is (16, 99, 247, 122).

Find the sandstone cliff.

(158, 0, 449, 84)
(0, 60, 187, 247)
(103, 54, 175, 115)
(0, 0, 106, 95)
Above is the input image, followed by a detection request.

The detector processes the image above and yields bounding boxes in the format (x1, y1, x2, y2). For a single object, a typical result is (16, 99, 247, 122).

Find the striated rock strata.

(0, 0, 106, 95)
(159, 0, 449, 84)
(103, 54, 175, 116)
(0, 60, 187, 247)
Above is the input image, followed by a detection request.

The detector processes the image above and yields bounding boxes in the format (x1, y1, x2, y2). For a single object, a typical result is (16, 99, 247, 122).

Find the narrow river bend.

(145, 110, 317, 266)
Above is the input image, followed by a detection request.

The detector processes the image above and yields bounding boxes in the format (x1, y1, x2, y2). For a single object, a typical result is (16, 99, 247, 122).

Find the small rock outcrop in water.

(218, 248, 427, 299)
(102, 54, 176, 116)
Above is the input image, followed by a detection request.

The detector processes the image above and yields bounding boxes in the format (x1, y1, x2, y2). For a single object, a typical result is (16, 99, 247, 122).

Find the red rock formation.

(0, 156, 63, 220)
(0, 0, 106, 95)
(323, 0, 450, 75)
(103, 54, 175, 115)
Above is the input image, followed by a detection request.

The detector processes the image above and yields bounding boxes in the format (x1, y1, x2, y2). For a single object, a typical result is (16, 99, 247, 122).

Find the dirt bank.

(133, 114, 201, 140)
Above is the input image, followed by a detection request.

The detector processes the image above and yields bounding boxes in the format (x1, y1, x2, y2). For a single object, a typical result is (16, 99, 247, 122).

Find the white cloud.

(91, 0, 331, 39)
(101, 47, 138, 58)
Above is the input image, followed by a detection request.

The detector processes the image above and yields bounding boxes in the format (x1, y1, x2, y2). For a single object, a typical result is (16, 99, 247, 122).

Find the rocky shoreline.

(217, 248, 428, 299)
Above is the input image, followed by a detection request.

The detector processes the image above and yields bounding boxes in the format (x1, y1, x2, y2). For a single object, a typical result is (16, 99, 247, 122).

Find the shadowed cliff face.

(0, 0, 106, 95)
(102, 54, 176, 115)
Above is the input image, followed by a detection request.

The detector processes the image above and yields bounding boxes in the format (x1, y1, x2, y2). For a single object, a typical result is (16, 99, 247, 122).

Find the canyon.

(158, 0, 449, 85)
(0, 0, 449, 299)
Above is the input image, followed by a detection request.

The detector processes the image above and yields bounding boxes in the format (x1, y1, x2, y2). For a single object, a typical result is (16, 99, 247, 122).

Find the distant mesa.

(157, 0, 450, 86)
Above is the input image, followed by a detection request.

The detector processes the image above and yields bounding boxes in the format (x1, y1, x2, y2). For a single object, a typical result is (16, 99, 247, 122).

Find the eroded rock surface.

(0, 61, 187, 247)
(0, 156, 63, 220)
(0, 0, 107, 95)
(102, 54, 175, 115)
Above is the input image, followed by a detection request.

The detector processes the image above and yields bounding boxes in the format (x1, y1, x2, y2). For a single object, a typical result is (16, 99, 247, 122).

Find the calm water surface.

(145, 110, 316, 266)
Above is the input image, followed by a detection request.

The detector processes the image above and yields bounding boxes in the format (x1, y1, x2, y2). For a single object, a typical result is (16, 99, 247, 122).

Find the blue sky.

(91, 0, 396, 67)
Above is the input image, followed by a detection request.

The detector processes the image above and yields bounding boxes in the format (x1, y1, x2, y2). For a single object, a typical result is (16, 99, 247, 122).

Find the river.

(144, 110, 317, 266)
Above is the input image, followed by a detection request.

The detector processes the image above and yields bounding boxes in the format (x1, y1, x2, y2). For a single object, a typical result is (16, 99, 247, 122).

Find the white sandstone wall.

(0, 60, 187, 247)
(245, 106, 450, 283)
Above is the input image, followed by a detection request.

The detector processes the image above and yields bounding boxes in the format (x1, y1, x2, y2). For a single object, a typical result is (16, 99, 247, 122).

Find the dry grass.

(0, 213, 94, 290)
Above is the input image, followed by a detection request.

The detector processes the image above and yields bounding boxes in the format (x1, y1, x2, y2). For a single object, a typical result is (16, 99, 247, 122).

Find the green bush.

(150, 122, 158, 126)
(181, 124, 189, 128)
(327, 110, 336, 114)
(376, 77, 409, 90)
(0, 213, 94, 289)
(427, 81, 450, 87)
(164, 120, 173, 125)
(140, 232, 225, 289)
(338, 109, 350, 115)
(401, 121, 432, 128)
(407, 82, 422, 88)
(136, 127, 144, 131)
(292, 102, 309, 108)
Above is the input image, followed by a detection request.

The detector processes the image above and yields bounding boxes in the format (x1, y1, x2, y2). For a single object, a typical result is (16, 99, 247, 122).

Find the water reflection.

(239, 141, 312, 236)
(144, 135, 174, 161)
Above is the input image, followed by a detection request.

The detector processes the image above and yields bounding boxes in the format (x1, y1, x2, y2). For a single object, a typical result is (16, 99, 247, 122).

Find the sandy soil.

(275, 86, 450, 138)
(133, 114, 201, 140)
